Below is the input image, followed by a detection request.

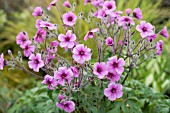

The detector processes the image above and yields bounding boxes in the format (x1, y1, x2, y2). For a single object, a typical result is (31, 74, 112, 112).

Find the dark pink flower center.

(97, 67, 102, 73)
(22, 37, 27, 42)
(37, 32, 42, 37)
(65, 37, 70, 41)
(113, 62, 118, 67)
(64, 103, 69, 107)
(89, 32, 93, 36)
(47, 58, 52, 62)
(61, 73, 67, 78)
(107, 72, 113, 78)
(108, 41, 113, 45)
(34, 59, 39, 64)
(45, 23, 51, 27)
(79, 51, 84, 55)
(142, 27, 147, 32)
(160, 31, 163, 35)
(124, 18, 130, 22)
(159, 45, 163, 50)
(47, 80, 51, 84)
(133, 12, 137, 17)
(68, 16, 73, 21)
(25, 45, 29, 50)
(160, 31, 166, 36)
(107, 5, 112, 9)
(112, 88, 115, 93)
(38, 11, 42, 16)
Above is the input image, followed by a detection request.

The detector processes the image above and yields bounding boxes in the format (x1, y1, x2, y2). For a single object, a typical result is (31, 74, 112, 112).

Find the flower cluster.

(0, 0, 168, 113)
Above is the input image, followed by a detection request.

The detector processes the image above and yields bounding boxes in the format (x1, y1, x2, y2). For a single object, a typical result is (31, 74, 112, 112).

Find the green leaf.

(47, 89, 54, 102)
(89, 106, 98, 113)
(108, 107, 120, 113)
(127, 100, 142, 113)
(8, 104, 21, 113)
(121, 103, 128, 113)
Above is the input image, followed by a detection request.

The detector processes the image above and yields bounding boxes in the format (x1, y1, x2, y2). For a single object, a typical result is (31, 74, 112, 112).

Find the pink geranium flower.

(109, 11, 122, 18)
(63, 12, 77, 27)
(126, 8, 131, 15)
(107, 56, 125, 75)
(56, 94, 65, 109)
(54, 67, 73, 86)
(118, 16, 135, 29)
(32, 6, 43, 17)
(93, 62, 108, 79)
(109, 11, 122, 24)
(63, 0, 71, 8)
(91, 0, 104, 7)
(136, 21, 154, 38)
(94, 9, 106, 19)
(147, 34, 157, 42)
(21, 41, 35, 57)
(156, 40, 164, 55)
(84, 28, 99, 41)
(16, 31, 29, 47)
(34, 28, 46, 43)
(0, 53, 4, 70)
(62, 101, 75, 113)
(133, 7, 142, 20)
(159, 26, 169, 38)
(104, 83, 123, 101)
(42, 75, 57, 90)
(70, 66, 79, 77)
(84, 0, 91, 6)
(58, 30, 76, 49)
(40, 21, 57, 30)
(103, 0, 116, 13)
(36, 19, 42, 29)
(56, 94, 75, 113)
(48, 41, 59, 53)
(105, 37, 113, 46)
(106, 70, 120, 82)
(46, 53, 55, 64)
(72, 44, 91, 64)
(28, 53, 44, 72)
(58, 94, 65, 102)
(47, 0, 58, 10)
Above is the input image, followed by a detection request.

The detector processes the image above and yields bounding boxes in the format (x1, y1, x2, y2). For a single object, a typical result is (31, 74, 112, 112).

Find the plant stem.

(121, 64, 133, 85)
(118, 29, 127, 58)
(15, 65, 43, 79)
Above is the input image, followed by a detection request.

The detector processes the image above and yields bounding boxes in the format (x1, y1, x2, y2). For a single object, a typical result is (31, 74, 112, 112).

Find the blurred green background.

(0, 0, 170, 112)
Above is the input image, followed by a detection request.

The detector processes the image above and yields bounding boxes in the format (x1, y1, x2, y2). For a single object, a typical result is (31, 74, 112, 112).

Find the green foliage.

(8, 84, 60, 113)
(9, 79, 170, 113)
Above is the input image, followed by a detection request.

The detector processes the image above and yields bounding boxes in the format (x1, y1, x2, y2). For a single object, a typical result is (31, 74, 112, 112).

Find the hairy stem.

(15, 65, 43, 79)
(118, 29, 127, 58)
(121, 64, 133, 85)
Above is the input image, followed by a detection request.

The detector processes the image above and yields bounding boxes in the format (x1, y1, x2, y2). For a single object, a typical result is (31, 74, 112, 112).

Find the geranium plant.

(1, 0, 169, 113)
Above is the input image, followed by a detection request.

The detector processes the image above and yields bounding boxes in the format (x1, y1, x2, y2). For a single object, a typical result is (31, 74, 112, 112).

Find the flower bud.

(126, 8, 131, 15)
(8, 50, 12, 55)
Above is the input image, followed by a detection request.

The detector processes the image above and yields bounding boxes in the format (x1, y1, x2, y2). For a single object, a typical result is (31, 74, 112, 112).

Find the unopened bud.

(8, 50, 12, 55)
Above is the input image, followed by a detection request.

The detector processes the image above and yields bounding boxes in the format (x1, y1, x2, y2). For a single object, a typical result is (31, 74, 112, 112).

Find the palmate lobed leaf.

(8, 78, 170, 113)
